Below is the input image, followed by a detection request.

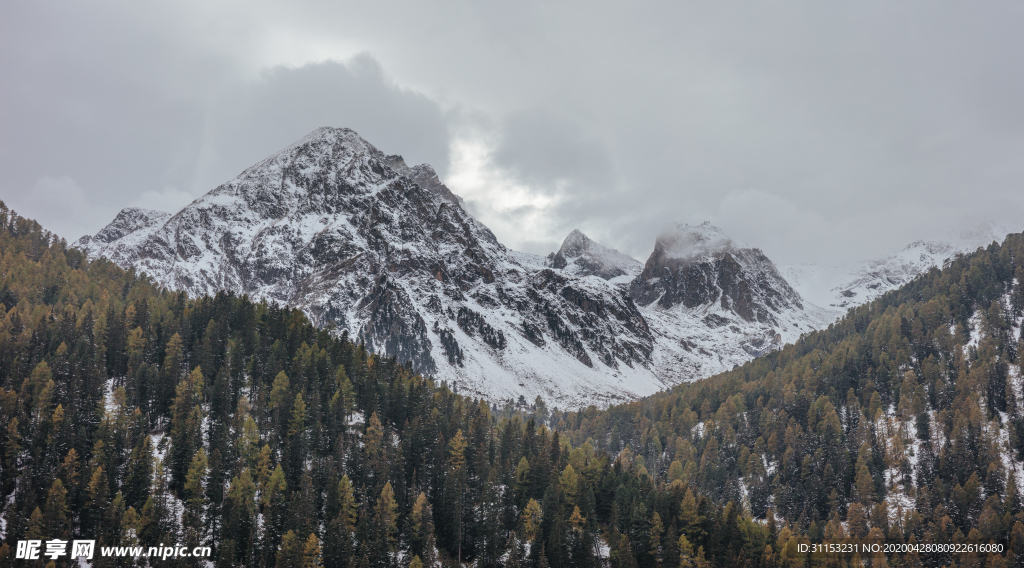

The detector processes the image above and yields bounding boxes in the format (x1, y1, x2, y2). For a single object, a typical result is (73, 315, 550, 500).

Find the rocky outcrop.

(548, 229, 642, 281)
(622, 223, 831, 385)
(629, 222, 802, 325)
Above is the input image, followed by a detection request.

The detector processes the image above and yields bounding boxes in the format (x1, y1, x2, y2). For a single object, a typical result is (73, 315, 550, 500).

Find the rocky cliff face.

(77, 127, 662, 406)
(74, 207, 171, 266)
(626, 223, 832, 384)
(630, 222, 802, 324)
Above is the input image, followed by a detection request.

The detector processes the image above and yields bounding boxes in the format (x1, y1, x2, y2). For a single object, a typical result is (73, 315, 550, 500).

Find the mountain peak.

(632, 221, 802, 323)
(655, 222, 744, 261)
(257, 126, 382, 168)
(76, 207, 170, 248)
(550, 230, 641, 281)
(294, 125, 361, 145)
(557, 229, 594, 256)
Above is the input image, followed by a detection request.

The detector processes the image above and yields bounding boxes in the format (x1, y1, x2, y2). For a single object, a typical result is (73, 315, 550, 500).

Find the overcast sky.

(2, 1, 1023, 265)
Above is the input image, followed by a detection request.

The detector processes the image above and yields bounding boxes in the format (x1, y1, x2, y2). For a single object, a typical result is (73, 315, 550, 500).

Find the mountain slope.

(76, 127, 661, 406)
(0, 200, 781, 568)
(557, 230, 1024, 564)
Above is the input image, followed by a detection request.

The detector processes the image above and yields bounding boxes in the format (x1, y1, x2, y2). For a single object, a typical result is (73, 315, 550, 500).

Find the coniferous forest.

(2, 198, 1024, 568)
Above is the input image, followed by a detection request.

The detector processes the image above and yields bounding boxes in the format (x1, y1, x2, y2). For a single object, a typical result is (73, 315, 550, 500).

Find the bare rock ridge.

(620, 222, 830, 386)
(79, 207, 171, 244)
(383, 154, 463, 208)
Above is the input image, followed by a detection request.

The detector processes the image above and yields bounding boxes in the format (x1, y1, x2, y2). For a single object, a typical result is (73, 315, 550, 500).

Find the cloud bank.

(2, 1, 1022, 263)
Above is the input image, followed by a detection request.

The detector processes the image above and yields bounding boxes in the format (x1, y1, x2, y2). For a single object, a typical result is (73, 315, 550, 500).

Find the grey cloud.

(194, 57, 451, 193)
(0, 1, 450, 240)
(2, 1, 1024, 264)
(493, 110, 616, 188)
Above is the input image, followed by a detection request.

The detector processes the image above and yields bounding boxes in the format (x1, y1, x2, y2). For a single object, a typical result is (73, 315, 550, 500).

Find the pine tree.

(289, 393, 307, 437)
(25, 507, 44, 540)
(369, 482, 398, 567)
(183, 448, 209, 548)
(85, 465, 110, 534)
(649, 511, 665, 568)
(325, 475, 358, 568)
(408, 491, 436, 567)
(263, 464, 289, 545)
(2, 418, 20, 495)
(124, 435, 153, 511)
(270, 371, 292, 439)
(42, 479, 70, 539)
(559, 463, 580, 506)
(277, 530, 302, 568)
(157, 333, 184, 418)
(122, 506, 142, 546)
(441, 429, 468, 560)
(225, 468, 257, 564)
(302, 533, 323, 568)
(514, 456, 531, 505)
(169, 366, 204, 491)
(521, 499, 542, 543)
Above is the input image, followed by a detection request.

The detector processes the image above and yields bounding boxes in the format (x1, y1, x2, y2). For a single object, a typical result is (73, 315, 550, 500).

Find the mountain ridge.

(76, 127, 667, 406)
(76, 127, 851, 405)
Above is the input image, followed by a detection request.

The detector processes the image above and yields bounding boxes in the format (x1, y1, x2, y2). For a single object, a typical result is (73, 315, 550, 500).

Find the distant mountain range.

(778, 219, 1016, 312)
(76, 127, 1018, 406)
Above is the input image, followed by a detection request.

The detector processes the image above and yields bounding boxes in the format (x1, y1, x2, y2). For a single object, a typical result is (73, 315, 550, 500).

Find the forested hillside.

(6, 197, 1024, 568)
(0, 203, 775, 568)
(556, 231, 1024, 567)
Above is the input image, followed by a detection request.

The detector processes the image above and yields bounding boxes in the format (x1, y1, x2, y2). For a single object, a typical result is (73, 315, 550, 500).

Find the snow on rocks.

(627, 222, 834, 383)
(76, 127, 662, 407)
(76, 128, 840, 407)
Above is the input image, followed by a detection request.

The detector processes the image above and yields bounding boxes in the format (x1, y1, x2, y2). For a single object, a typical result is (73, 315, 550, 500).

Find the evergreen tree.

(169, 366, 204, 492)
(369, 482, 398, 567)
(183, 447, 209, 548)
(124, 435, 153, 511)
(302, 533, 323, 568)
(277, 530, 302, 568)
(224, 468, 257, 564)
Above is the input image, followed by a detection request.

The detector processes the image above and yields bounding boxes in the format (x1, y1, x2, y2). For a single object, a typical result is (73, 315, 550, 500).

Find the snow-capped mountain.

(77, 127, 664, 406)
(627, 222, 834, 384)
(547, 229, 643, 284)
(779, 220, 1018, 312)
(77, 127, 828, 406)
